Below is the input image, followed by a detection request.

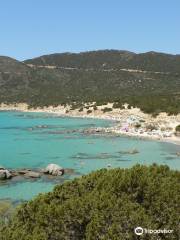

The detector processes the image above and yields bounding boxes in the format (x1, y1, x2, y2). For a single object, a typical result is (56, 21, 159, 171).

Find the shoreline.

(0, 103, 180, 146)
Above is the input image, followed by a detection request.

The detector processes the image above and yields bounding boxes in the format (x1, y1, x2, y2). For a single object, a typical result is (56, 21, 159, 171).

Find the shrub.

(79, 107, 83, 112)
(113, 102, 122, 108)
(102, 107, 112, 113)
(0, 201, 14, 225)
(87, 110, 92, 114)
(134, 123, 141, 128)
(175, 125, 180, 132)
(146, 124, 157, 131)
(139, 119, 145, 123)
(1, 164, 180, 240)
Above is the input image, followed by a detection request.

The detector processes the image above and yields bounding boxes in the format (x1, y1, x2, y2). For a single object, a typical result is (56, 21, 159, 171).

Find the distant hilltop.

(24, 50, 180, 74)
(0, 50, 180, 114)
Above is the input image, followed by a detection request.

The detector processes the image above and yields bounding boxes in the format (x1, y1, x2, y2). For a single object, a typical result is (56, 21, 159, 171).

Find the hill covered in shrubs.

(0, 164, 180, 240)
(0, 50, 180, 114)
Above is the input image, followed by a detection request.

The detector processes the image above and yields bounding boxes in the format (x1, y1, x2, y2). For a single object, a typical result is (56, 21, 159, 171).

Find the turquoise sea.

(0, 111, 180, 201)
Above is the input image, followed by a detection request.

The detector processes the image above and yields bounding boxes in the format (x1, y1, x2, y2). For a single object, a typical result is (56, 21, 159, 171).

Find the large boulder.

(0, 169, 12, 180)
(5, 170, 12, 179)
(44, 164, 64, 176)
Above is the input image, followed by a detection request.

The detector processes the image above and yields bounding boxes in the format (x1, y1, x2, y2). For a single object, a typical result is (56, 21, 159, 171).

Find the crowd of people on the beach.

(0, 102, 180, 144)
(108, 115, 175, 140)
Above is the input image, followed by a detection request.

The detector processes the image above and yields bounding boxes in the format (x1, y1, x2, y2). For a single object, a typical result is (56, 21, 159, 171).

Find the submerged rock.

(107, 164, 112, 168)
(17, 169, 32, 175)
(0, 171, 6, 180)
(43, 164, 64, 176)
(64, 168, 75, 175)
(24, 171, 41, 178)
(14, 169, 41, 178)
(83, 128, 106, 134)
(128, 149, 139, 154)
(118, 148, 139, 155)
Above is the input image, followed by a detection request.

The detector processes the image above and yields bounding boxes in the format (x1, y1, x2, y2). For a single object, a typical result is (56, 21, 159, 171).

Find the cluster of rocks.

(83, 127, 109, 135)
(0, 167, 12, 180)
(0, 164, 64, 181)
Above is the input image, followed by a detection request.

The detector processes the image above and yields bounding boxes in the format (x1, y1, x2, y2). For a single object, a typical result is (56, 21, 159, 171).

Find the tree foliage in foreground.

(0, 164, 180, 240)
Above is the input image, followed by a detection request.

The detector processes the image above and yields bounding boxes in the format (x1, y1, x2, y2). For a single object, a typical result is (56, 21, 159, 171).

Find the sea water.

(0, 111, 180, 201)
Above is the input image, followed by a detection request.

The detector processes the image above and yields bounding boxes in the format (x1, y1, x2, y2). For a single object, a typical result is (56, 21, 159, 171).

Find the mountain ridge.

(24, 50, 180, 74)
(0, 50, 180, 114)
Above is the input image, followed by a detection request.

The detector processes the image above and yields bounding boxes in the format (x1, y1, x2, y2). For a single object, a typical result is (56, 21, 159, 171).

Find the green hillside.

(0, 50, 180, 114)
(25, 50, 180, 74)
(0, 164, 179, 240)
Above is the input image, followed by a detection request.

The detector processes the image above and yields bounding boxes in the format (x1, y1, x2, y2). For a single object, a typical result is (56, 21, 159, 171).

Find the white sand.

(0, 102, 180, 145)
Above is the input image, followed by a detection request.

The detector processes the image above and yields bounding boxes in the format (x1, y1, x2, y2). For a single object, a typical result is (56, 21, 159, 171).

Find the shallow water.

(0, 111, 180, 201)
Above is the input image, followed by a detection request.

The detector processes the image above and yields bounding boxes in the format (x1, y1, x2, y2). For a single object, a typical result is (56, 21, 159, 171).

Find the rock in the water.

(0, 169, 12, 180)
(107, 164, 112, 168)
(5, 170, 12, 179)
(118, 148, 139, 155)
(44, 164, 64, 176)
(17, 169, 32, 175)
(0, 171, 6, 180)
(64, 168, 75, 175)
(176, 152, 180, 157)
(24, 171, 41, 178)
(128, 149, 139, 154)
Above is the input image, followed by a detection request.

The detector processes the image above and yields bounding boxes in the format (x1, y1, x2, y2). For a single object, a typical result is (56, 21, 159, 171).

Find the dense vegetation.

(0, 200, 14, 226)
(0, 50, 180, 114)
(25, 50, 180, 74)
(175, 125, 180, 132)
(0, 164, 180, 240)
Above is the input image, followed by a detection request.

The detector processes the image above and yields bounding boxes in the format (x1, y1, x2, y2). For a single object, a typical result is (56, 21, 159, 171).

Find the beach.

(0, 102, 180, 145)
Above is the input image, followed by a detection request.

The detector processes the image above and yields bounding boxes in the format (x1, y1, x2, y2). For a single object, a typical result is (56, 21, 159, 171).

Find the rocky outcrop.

(0, 168, 12, 180)
(0, 164, 65, 181)
(43, 164, 64, 176)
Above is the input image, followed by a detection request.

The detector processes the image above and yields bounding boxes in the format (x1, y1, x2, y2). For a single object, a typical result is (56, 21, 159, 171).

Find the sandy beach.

(0, 102, 180, 145)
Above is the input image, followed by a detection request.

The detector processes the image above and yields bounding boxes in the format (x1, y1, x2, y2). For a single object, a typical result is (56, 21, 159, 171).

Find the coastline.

(0, 103, 180, 146)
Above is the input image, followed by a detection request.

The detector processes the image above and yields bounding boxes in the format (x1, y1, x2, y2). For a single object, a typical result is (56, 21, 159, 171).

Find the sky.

(0, 0, 179, 60)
